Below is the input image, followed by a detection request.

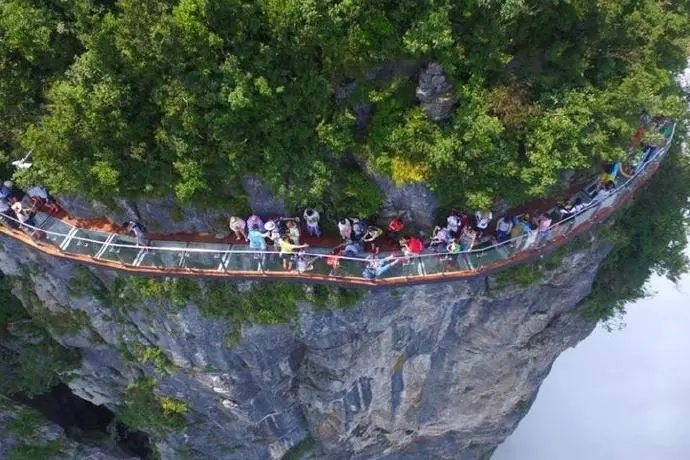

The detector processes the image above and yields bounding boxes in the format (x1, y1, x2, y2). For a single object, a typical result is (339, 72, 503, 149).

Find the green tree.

(583, 136, 690, 323)
(0, 0, 687, 217)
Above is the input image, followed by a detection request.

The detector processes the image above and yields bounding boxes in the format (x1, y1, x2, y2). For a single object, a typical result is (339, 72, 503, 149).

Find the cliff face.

(0, 398, 135, 460)
(0, 234, 607, 459)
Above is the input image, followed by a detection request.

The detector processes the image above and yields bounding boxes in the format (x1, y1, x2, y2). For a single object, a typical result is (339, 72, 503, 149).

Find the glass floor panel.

(139, 241, 186, 268)
(182, 242, 230, 270)
(38, 215, 74, 248)
(442, 253, 474, 273)
(63, 229, 110, 256)
(572, 207, 597, 230)
(98, 235, 141, 265)
(223, 246, 281, 272)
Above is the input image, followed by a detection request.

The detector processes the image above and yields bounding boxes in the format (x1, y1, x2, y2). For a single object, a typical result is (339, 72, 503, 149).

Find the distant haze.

(493, 256, 690, 460)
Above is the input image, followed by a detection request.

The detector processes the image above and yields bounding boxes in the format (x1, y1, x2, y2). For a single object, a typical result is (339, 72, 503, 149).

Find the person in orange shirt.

(388, 216, 404, 241)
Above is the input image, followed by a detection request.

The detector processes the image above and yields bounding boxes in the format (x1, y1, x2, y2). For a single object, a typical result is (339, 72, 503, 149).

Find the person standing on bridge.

(338, 218, 352, 241)
(362, 225, 383, 253)
(123, 220, 147, 247)
(247, 224, 269, 270)
(303, 208, 321, 238)
(278, 235, 309, 271)
(229, 216, 248, 242)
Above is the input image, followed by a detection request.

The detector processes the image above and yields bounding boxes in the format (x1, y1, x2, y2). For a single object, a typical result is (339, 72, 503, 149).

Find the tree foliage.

(582, 135, 690, 323)
(0, 0, 687, 214)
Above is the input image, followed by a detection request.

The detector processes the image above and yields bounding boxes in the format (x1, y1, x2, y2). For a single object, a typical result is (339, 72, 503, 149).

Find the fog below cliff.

(493, 259, 690, 460)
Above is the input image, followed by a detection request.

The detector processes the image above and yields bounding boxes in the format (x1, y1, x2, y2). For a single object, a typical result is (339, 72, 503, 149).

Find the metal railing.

(0, 123, 676, 285)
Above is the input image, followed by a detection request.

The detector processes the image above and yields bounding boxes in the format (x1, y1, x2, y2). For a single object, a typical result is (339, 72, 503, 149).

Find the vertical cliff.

(0, 234, 607, 459)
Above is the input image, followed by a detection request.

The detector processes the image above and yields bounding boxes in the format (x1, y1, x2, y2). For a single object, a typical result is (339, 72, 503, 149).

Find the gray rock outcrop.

(0, 229, 606, 459)
(55, 174, 286, 234)
(416, 62, 457, 122)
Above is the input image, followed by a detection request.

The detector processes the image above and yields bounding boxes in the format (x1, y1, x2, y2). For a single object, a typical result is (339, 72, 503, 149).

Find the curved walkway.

(0, 124, 676, 287)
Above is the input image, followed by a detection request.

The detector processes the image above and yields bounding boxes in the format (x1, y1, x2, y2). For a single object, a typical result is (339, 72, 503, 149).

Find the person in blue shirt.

(247, 225, 269, 250)
(247, 225, 269, 270)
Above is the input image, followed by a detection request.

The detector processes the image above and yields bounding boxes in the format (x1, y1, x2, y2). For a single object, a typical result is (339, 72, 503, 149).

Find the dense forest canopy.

(1, 0, 689, 217)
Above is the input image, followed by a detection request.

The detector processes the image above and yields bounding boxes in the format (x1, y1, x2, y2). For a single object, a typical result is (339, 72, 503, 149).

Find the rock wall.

(0, 230, 606, 459)
(0, 398, 134, 460)
(55, 174, 286, 235)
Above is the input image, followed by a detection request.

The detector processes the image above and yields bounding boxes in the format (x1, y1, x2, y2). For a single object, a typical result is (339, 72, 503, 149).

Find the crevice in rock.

(13, 383, 153, 459)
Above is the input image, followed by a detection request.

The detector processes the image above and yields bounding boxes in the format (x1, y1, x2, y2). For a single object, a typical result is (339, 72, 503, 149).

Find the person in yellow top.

(277, 235, 309, 271)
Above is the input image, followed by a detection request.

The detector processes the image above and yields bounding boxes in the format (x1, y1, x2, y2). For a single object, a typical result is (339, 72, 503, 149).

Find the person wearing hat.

(229, 216, 247, 242)
(264, 220, 280, 249)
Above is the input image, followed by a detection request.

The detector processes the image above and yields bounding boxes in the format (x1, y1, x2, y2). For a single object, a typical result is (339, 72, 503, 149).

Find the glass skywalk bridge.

(0, 124, 676, 287)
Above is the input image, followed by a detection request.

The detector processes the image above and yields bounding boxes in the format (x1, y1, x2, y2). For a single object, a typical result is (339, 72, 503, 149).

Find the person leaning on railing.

(277, 235, 309, 271)
(362, 254, 401, 280)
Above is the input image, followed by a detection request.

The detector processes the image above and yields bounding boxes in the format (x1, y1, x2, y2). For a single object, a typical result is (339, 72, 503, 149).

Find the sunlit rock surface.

(0, 232, 608, 459)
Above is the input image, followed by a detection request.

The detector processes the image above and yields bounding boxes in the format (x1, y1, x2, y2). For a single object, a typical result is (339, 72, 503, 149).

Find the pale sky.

(492, 269, 690, 460)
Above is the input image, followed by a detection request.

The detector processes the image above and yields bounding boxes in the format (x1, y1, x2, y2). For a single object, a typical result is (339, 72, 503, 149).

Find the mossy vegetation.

(5, 406, 68, 460)
(198, 281, 303, 344)
(116, 378, 188, 436)
(126, 342, 177, 375)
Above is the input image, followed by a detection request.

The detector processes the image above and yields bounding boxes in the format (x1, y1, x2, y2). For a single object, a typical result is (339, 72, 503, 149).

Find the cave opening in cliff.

(13, 383, 153, 459)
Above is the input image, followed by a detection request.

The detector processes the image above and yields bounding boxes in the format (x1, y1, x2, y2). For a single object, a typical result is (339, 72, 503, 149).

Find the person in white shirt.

(495, 216, 513, 242)
(123, 220, 147, 246)
(338, 218, 352, 241)
(559, 198, 587, 217)
(446, 214, 460, 236)
(474, 209, 493, 231)
(303, 209, 320, 238)
(11, 199, 35, 226)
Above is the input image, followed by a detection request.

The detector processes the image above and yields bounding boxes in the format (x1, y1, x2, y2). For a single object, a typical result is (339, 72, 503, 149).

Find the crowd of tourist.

(0, 181, 59, 233)
(0, 115, 673, 280)
(216, 116, 673, 278)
